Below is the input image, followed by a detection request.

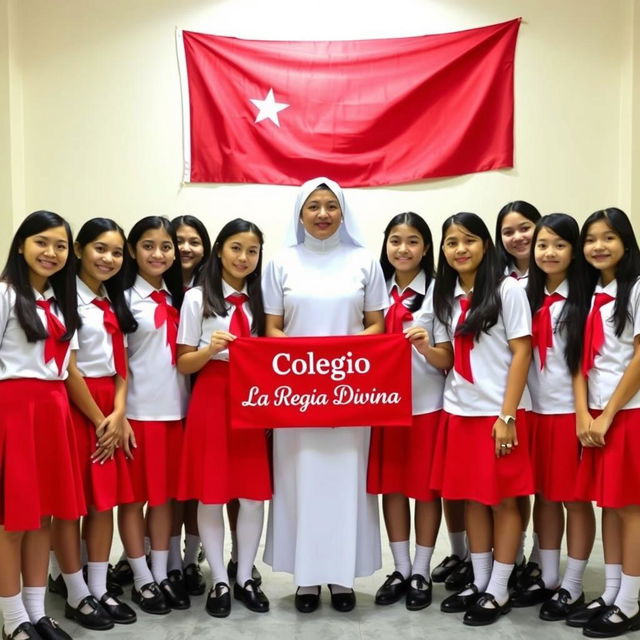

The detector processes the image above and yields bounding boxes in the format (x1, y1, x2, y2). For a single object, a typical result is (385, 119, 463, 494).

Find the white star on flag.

(249, 88, 289, 126)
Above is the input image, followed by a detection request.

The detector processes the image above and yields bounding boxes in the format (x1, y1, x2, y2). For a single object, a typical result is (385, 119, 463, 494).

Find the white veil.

(283, 177, 366, 247)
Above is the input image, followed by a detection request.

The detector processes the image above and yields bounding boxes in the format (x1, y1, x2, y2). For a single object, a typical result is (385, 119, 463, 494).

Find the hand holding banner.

(229, 334, 412, 429)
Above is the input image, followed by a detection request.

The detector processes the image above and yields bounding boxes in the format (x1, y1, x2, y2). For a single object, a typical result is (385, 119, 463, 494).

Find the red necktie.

(385, 287, 414, 333)
(226, 294, 250, 337)
(92, 298, 127, 380)
(149, 290, 179, 364)
(453, 295, 474, 383)
(582, 292, 615, 377)
(532, 292, 565, 370)
(36, 299, 69, 375)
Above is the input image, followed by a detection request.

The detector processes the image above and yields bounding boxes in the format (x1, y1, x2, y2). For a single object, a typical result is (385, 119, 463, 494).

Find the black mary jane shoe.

(514, 561, 541, 592)
(444, 560, 474, 592)
(227, 559, 262, 586)
(47, 575, 67, 599)
(328, 586, 356, 613)
(106, 565, 124, 597)
(183, 563, 206, 596)
(566, 597, 609, 628)
(2, 622, 41, 640)
(441, 583, 481, 613)
(34, 617, 72, 640)
(295, 587, 321, 613)
(131, 582, 170, 615)
(511, 577, 556, 608)
(539, 589, 585, 621)
(463, 593, 512, 626)
(159, 577, 190, 610)
(583, 605, 640, 638)
(507, 558, 527, 592)
(431, 555, 464, 583)
(405, 574, 432, 611)
(112, 559, 134, 586)
(374, 571, 408, 606)
(205, 583, 231, 618)
(64, 595, 114, 630)
(234, 579, 270, 613)
(99, 593, 137, 624)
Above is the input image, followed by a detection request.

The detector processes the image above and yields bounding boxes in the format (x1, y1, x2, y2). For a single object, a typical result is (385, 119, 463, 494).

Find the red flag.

(178, 20, 520, 188)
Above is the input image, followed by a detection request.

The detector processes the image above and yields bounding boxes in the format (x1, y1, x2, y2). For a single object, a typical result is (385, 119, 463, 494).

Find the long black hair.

(200, 218, 265, 336)
(380, 212, 434, 313)
(75, 218, 138, 334)
(580, 207, 640, 337)
(495, 200, 541, 273)
(170, 215, 212, 285)
(527, 214, 589, 374)
(433, 212, 503, 339)
(123, 216, 184, 310)
(1, 210, 78, 342)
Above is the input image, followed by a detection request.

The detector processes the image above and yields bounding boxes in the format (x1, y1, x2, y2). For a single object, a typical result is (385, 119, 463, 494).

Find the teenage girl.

(0, 211, 82, 640)
(119, 216, 190, 614)
(166, 215, 212, 597)
(367, 212, 452, 610)
(176, 218, 271, 617)
(431, 212, 534, 626)
(59, 218, 139, 627)
(571, 208, 640, 638)
(512, 214, 595, 618)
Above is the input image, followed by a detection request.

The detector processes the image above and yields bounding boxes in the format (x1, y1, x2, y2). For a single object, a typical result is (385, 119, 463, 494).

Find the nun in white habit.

(262, 177, 386, 612)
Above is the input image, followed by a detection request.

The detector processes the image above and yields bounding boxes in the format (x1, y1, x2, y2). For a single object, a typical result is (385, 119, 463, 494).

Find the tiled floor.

(40, 505, 606, 640)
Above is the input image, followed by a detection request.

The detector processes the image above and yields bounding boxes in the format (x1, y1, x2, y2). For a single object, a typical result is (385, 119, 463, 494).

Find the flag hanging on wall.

(177, 19, 520, 188)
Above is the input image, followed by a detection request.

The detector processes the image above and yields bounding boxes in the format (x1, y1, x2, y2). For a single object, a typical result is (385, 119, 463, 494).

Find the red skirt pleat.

(430, 410, 534, 505)
(0, 379, 86, 531)
(127, 418, 184, 507)
(575, 408, 640, 508)
(70, 377, 135, 511)
(367, 411, 441, 501)
(177, 360, 271, 504)
(530, 412, 582, 502)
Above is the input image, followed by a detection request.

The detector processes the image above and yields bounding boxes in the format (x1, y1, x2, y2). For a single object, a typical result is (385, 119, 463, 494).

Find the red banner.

(229, 334, 412, 429)
(178, 20, 520, 187)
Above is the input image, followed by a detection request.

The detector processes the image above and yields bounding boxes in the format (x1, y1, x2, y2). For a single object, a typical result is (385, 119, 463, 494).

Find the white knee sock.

(144, 536, 151, 556)
(87, 561, 108, 600)
(460, 551, 492, 594)
(389, 540, 411, 579)
(128, 555, 154, 592)
(150, 549, 169, 584)
(484, 560, 513, 606)
(538, 548, 560, 589)
(198, 502, 227, 585)
(515, 532, 526, 565)
(559, 556, 587, 601)
(613, 573, 640, 618)
(62, 569, 91, 609)
(599, 563, 622, 606)
(230, 529, 238, 563)
(168, 535, 183, 573)
(448, 531, 468, 560)
(22, 586, 46, 624)
(48, 550, 61, 580)
(183, 534, 201, 567)
(236, 499, 264, 586)
(528, 532, 541, 565)
(411, 544, 434, 579)
(0, 594, 30, 635)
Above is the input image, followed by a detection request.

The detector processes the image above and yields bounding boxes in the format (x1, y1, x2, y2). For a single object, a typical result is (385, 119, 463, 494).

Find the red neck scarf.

(226, 293, 250, 337)
(385, 287, 414, 334)
(532, 292, 565, 370)
(453, 295, 474, 383)
(582, 292, 615, 377)
(149, 290, 179, 365)
(36, 299, 69, 375)
(92, 298, 127, 379)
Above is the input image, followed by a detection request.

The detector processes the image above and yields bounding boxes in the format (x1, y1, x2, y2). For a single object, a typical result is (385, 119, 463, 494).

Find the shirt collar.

(222, 279, 248, 298)
(133, 274, 170, 299)
(76, 276, 108, 305)
(34, 286, 55, 302)
(454, 280, 471, 299)
(595, 278, 618, 296)
(387, 271, 426, 296)
(544, 279, 569, 298)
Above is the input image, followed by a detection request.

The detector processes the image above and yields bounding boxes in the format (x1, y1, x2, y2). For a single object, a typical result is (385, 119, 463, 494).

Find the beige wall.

(0, 0, 638, 262)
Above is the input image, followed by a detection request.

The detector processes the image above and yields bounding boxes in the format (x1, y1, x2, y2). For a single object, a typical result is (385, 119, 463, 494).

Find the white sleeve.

(501, 279, 532, 340)
(177, 288, 204, 347)
(432, 315, 451, 345)
(0, 284, 12, 340)
(262, 258, 284, 316)
(363, 258, 388, 312)
(631, 278, 640, 338)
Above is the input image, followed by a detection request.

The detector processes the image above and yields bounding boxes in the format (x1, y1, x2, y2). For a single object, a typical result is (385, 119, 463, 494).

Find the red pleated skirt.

(367, 410, 441, 501)
(70, 377, 135, 511)
(0, 379, 86, 531)
(127, 418, 183, 507)
(575, 408, 640, 507)
(529, 412, 582, 502)
(430, 410, 534, 506)
(177, 360, 271, 504)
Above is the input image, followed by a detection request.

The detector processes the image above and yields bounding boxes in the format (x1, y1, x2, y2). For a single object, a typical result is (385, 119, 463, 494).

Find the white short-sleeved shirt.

(178, 281, 254, 362)
(527, 280, 574, 414)
(75, 277, 128, 378)
(124, 275, 189, 421)
(386, 273, 444, 415)
(0, 282, 77, 381)
(434, 277, 532, 416)
(587, 277, 640, 410)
